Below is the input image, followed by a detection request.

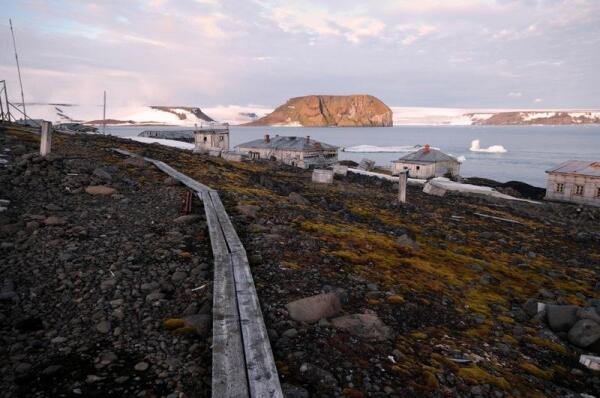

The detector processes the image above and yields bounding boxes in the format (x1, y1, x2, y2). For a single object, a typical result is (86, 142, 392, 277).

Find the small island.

(243, 94, 393, 127)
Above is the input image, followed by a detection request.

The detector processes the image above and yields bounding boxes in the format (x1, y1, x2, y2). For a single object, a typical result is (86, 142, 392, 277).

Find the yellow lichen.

(520, 362, 554, 380)
(458, 366, 510, 390)
(163, 318, 185, 330)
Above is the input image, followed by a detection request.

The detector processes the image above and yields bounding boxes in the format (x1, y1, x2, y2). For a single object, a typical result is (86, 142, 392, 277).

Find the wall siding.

(545, 173, 600, 207)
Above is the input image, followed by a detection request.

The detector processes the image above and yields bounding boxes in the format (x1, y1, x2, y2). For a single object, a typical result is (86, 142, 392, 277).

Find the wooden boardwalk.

(113, 149, 283, 398)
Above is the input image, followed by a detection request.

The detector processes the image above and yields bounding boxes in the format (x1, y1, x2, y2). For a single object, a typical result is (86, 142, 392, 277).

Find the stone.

(282, 328, 298, 338)
(281, 383, 309, 398)
(163, 176, 179, 186)
(51, 336, 67, 344)
(546, 304, 579, 332)
(96, 320, 111, 334)
(146, 291, 165, 302)
(183, 314, 211, 336)
(173, 214, 201, 224)
(236, 204, 259, 218)
(85, 185, 116, 195)
(286, 293, 341, 323)
(288, 192, 309, 205)
(577, 307, 600, 324)
(171, 271, 187, 282)
(312, 169, 334, 184)
(568, 319, 600, 347)
(93, 167, 112, 181)
(43, 216, 66, 226)
(299, 362, 338, 389)
(330, 313, 393, 341)
(396, 234, 419, 251)
(134, 361, 149, 371)
(523, 298, 539, 317)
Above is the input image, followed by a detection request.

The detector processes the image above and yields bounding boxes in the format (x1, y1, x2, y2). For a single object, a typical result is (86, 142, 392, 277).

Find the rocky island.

(243, 95, 393, 127)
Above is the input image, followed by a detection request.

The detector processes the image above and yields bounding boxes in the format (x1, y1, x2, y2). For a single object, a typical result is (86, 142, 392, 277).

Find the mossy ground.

(8, 129, 599, 397)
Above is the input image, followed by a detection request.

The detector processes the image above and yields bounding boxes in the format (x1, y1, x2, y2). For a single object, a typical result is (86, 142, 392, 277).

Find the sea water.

(106, 124, 600, 187)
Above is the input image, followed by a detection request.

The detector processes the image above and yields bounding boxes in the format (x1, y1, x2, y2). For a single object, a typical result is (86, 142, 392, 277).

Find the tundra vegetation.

(1, 129, 599, 397)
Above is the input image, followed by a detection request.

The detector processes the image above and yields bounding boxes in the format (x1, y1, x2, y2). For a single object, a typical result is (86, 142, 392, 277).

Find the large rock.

(331, 313, 392, 341)
(546, 304, 579, 332)
(568, 319, 600, 347)
(286, 293, 341, 323)
(243, 95, 393, 127)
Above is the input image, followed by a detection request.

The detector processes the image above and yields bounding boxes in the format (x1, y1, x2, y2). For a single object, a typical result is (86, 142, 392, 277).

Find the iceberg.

(469, 139, 507, 153)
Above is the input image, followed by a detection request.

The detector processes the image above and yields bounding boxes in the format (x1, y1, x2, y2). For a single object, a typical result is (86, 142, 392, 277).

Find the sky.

(0, 0, 599, 109)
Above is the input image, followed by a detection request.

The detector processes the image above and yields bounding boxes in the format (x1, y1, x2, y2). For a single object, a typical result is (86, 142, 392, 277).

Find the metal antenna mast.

(102, 90, 106, 134)
(9, 19, 26, 120)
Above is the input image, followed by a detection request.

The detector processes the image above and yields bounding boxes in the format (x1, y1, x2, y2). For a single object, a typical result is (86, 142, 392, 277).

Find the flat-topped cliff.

(244, 95, 393, 127)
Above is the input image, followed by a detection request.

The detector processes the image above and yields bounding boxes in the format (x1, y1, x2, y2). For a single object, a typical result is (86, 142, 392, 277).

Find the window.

(416, 166, 421, 170)
(203, 137, 207, 143)
(574, 185, 584, 196)
(555, 183, 564, 193)
(596, 187, 600, 198)
(219, 136, 224, 141)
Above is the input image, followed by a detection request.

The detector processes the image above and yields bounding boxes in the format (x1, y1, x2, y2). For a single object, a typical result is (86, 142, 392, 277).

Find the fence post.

(398, 170, 408, 203)
(40, 121, 52, 156)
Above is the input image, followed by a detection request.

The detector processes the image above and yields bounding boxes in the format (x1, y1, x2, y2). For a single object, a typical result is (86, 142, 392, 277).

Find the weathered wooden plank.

(200, 192, 230, 259)
(212, 253, 249, 398)
(231, 252, 283, 398)
(208, 191, 245, 254)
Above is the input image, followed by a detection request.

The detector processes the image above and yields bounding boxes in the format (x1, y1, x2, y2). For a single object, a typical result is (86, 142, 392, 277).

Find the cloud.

(533, 98, 543, 103)
(508, 92, 522, 97)
(397, 24, 437, 45)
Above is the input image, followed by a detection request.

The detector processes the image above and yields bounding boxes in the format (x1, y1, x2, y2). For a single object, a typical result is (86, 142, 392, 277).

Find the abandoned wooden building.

(545, 160, 600, 207)
(235, 135, 338, 168)
(193, 124, 230, 153)
(391, 145, 460, 179)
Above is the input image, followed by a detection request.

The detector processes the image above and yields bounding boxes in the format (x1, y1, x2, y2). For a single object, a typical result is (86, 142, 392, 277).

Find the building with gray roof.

(235, 135, 338, 169)
(545, 160, 600, 207)
(391, 145, 460, 179)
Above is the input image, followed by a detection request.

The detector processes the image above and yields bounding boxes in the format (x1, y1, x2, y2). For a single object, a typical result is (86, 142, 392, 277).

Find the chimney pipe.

(264, 134, 270, 143)
(306, 135, 310, 144)
(424, 144, 431, 154)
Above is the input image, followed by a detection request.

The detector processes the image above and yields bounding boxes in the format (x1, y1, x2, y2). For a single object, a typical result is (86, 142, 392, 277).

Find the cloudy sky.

(0, 0, 599, 109)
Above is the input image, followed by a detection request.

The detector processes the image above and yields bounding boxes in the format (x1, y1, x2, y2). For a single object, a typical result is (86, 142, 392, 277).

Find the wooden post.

(40, 121, 52, 156)
(398, 170, 408, 203)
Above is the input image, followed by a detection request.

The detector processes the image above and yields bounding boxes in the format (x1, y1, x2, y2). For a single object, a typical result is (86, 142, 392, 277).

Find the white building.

(236, 135, 338, 169)
(194, 125, 230, 153)
(545, 161, 600, 207)
(391, 145, 460, 179)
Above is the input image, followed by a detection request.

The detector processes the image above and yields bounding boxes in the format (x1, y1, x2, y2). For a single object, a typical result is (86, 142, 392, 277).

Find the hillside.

(1, 127, 600, 397)
(243, 95, 393, 127)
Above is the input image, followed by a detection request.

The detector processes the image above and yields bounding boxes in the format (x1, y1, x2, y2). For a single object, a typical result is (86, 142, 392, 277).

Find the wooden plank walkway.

(113, 148, 282, 398)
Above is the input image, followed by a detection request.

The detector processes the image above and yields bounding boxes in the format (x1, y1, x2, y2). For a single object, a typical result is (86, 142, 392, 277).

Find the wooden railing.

(113, 148, 282, 398)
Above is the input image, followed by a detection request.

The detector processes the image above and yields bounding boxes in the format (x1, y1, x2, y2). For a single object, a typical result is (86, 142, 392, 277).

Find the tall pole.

(102, 90, 106, 134)
(9, 19, 26, 120)
(398, 170, 408, 204)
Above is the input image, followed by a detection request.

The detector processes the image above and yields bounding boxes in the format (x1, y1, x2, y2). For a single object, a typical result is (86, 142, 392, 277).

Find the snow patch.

(127, 136, 195, 150)
(343, 144, 426, 153)
(469, 139, 507, 153)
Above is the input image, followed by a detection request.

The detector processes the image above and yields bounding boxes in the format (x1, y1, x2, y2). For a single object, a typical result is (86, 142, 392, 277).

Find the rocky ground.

(1, 128, 600, 397)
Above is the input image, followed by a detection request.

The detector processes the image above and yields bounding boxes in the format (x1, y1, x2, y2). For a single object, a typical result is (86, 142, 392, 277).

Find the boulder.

(85, 185, 116, 195)
(288, 192, 309, 205)
(397, 233, 419, 251)
(330, 313, 393, 341)
(286, 293, 341, 323)
(298, 363, 338, 389)
(236, 204, 259, 219)
(546, 304, 579, 332)
(568, 319, 600, 347)
(577, 307, 600, 324)
(93, 167, 112, 181)
(523, 298, 539, 317)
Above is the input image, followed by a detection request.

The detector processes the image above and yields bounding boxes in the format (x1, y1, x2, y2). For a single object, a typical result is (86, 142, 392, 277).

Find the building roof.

(392, 146, 458, 164)
(236, 135, 338, 151)
(546, 160, 600, 177)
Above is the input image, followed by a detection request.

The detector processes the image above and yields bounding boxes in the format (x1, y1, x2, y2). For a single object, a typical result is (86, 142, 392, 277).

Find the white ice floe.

(127, 136, 195, 150)
(469, 139, 507, 153)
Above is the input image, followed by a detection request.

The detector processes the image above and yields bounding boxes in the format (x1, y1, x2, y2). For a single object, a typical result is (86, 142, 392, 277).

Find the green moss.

(520, 362, 554, 380)
(524, 336, 567, 355)
(458, 366, 510, 390)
